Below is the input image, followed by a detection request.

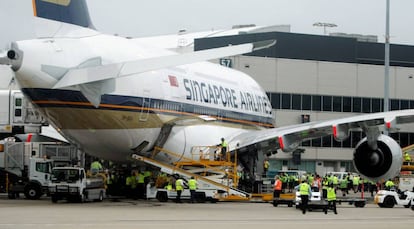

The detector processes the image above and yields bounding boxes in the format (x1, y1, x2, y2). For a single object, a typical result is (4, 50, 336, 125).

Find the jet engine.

(353, 134, 402, 182)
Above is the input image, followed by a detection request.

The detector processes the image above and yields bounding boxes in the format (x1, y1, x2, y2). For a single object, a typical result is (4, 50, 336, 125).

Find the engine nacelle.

(353, 134, 402, 182)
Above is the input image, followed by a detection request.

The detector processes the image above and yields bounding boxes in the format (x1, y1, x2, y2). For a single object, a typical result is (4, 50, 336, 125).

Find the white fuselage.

(12, 27, 274, 162)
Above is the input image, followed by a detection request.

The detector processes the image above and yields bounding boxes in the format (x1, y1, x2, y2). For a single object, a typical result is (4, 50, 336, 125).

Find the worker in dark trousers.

(327, 183, 338, 214)
(175, 177, 184, 203)
(188, 176, 198, 203)
(297, 180, 311, 214)
(273, 175, 282, 198)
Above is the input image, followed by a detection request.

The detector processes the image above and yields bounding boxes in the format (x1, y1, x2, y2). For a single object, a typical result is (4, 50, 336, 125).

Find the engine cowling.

(353, 134, 402, 182)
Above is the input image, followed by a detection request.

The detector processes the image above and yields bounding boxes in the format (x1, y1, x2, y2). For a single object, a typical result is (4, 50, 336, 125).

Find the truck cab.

(8, 157, 53, 199)
(49, 167, 105, 203)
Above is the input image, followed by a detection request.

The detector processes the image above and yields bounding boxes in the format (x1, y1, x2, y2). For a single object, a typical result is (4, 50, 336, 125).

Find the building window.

(312, 95, 321, 111)
(401, 100, 409, 110)
(343, 96, 351, 112)
(271, 93, 280, 109)
(333, 96, 342, 112)
(353, 97, 362, 113)
(372, 98, 381, 112)
(302, 95, 311, 110)
(322, 135, 332, 147)
(362, 98, 371, 113)
(292, 94, 301, 110)
(323, 96, 332, 111)
(391, 99, 399, 110)
(281, 93, 291, 109)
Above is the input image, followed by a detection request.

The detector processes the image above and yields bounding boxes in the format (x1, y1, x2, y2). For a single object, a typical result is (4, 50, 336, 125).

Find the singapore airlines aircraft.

(1, 0, 414, 182)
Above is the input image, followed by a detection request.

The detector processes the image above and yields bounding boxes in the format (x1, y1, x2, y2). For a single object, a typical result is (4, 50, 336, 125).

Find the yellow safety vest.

(327, 187, 336, 201)
(175, 179, 184, 191)
(299, 183, 310, 195)
(188, 179, 197, 190)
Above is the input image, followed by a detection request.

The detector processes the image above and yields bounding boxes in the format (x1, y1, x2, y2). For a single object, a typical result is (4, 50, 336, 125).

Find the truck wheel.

(51, 195, 58, 203)
(383, 196, 395, 208)
(97, 191, 104, 202)
(24, 185, 41, 200)
(354, 201, 366, 208)
(156, 191, 168, 202)
(195, 192, 206, 203)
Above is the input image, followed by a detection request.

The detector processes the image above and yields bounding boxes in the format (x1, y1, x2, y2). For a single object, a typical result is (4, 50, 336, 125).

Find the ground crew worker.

(297, 180, 311, 214)
(322, 177, 329, 199)
(188, 176, 198, 203)
(385, 179, 395, 191)
(352, 174, 360, 193)
(136, 171, 145, 199)
(327, 183, 338, 214)
(339, 178, 348, 197)
(125, 171, 133, 198)
(219, 138, 228, 160)
(263, 159, 270, 177)
(175, 177, 184, 203)
(90, 160, 103, 174)
(273, 175, 282, 198)
(404, 152, 411, 165)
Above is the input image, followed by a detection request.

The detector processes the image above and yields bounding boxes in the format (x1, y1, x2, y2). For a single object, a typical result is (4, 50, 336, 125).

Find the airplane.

(1, 0, 414, 183)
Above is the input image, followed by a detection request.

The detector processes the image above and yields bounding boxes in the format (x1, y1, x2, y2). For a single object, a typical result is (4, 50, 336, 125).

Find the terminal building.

(194, 29, 414, 175)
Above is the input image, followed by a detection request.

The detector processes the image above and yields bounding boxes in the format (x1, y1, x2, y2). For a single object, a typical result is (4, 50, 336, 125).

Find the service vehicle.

(48, 167, 105, 203)
(146, 183, 218, 203)
(295, 187, 322, 208)
(1, 139, 77, 199)
(374, 189, 414, 208)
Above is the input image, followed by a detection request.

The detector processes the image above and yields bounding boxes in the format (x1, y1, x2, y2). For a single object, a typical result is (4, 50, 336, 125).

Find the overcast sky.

(86, 0, 414, 45)
(0, 0, 413, 47)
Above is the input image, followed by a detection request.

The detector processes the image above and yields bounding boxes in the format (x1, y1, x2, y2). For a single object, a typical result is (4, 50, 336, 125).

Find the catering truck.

(0, 139, 77, 199)
(48, 167, 105, 203)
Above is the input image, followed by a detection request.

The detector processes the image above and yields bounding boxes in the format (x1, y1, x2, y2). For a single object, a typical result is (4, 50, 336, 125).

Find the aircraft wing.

(231, 109, 414, 152)
(53, 40, 276, 89)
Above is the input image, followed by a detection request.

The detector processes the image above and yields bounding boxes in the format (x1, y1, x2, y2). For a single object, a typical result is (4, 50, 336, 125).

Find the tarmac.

(0, 194, 413, 229)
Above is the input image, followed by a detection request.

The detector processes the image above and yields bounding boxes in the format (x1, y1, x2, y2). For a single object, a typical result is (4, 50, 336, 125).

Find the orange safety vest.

(274, 179, 282, 191)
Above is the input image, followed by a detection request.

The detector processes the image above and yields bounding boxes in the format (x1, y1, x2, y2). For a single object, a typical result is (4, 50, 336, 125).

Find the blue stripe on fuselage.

(22, 88, 274, 127)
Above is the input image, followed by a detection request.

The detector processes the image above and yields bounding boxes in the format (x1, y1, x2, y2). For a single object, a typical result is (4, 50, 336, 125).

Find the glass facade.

(268, 91, 414, 148)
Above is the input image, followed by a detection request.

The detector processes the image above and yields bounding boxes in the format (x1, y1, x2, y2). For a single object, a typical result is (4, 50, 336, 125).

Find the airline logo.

(169, 75, 179, 87)
(40, 0, 71, 6)
(183, 78, 271, 114)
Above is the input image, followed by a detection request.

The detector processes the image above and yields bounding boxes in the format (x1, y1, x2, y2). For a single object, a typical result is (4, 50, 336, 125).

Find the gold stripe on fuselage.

(34, 101, 274, 129)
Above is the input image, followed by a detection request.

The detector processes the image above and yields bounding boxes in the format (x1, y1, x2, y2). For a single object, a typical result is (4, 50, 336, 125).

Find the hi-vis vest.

(176, 179, 184, 191)
(327, 187, 336, 201)
(299, 183, 310, 195)
(274, 179, 282, 191)
(188, 179, 197, 190)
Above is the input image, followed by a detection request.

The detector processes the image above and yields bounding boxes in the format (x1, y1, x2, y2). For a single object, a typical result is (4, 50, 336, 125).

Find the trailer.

(146, 185, 218, 203)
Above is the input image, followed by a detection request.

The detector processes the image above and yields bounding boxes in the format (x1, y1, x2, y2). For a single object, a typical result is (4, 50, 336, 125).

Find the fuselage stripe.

(33, 100, 274, 128)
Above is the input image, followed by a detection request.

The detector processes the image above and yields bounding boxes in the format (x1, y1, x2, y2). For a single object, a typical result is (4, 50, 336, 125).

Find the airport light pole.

(313, 22, 337, 35)
(384, 0, 390, 135)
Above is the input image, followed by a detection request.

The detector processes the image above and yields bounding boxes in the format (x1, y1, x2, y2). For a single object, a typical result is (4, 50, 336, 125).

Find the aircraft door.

(139, 89, 151, 121)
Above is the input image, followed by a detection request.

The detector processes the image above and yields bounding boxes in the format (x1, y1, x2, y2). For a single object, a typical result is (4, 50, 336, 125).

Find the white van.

(328, 172, 358, 181)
